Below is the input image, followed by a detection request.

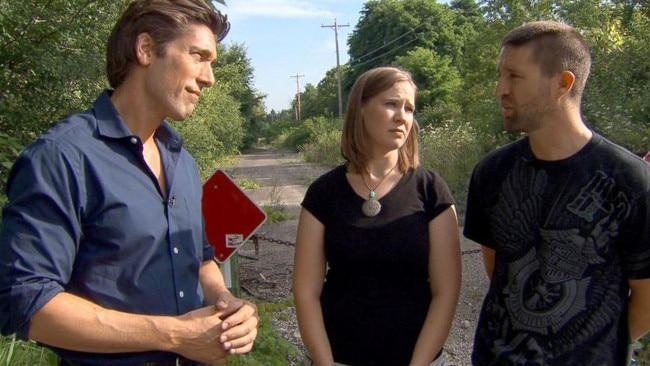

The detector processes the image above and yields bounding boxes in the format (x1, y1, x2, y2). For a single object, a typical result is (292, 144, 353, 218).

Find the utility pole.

(290, 73, 305, 122)
(322, 18, 349, 119)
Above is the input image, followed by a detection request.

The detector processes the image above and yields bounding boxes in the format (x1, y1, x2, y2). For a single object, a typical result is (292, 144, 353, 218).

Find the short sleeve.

(422, 168, 455, 222)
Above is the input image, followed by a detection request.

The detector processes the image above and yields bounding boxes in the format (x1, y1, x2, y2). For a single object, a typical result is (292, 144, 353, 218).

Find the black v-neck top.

(302, 164, 454, 365)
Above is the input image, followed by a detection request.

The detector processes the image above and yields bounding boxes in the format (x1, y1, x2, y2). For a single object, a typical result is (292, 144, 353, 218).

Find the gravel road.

(222, 149, 488, 366)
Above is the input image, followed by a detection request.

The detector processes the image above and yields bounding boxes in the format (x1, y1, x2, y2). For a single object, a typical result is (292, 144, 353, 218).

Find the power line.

(349, 19, 431, 67)
(351, 28, 417, 63)
(349, 36, 421, 71)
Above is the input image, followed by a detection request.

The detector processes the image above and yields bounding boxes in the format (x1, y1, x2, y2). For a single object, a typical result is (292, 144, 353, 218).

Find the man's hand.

(171, 305, 232, 364)
(214, 291, 259, 355)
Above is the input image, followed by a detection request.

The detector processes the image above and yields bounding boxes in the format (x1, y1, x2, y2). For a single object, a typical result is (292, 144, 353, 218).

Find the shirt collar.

(92, 90, 184, 151)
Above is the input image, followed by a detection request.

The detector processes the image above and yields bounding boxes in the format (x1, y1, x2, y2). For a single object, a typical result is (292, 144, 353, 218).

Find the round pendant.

(362, 199, 381, 217)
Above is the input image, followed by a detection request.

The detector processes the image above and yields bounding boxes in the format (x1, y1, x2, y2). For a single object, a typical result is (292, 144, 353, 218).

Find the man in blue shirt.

(0, 1, 258, 365)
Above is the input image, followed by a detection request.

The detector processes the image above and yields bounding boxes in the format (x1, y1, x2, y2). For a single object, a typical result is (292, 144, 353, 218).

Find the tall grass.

(1, 300, 300, 366)
(419, 122, 494, 212)
(299, 129, 344, 167)
(0, 335, 57, 366)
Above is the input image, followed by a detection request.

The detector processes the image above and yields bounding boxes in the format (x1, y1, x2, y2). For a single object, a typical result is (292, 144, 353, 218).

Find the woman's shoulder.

(309, 164, 347, 188)
(410, 165, 446, 183)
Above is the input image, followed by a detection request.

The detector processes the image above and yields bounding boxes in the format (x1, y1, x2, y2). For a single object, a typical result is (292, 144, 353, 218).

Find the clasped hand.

(173, 292, 258, 364)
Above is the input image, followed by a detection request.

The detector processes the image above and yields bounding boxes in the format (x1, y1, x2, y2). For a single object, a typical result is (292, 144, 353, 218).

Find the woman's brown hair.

(341, 66, 419, 174)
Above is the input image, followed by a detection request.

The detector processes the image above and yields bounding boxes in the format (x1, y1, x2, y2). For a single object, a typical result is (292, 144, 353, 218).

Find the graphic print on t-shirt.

(486, 162, 630, 364)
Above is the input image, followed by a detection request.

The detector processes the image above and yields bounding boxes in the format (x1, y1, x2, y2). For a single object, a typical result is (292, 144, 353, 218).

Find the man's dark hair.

(106, 0, 230, 88)
(502, 20, 591, 99)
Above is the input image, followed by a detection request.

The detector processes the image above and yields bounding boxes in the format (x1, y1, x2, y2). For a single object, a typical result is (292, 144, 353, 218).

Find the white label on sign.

(226, 234, 244, 248)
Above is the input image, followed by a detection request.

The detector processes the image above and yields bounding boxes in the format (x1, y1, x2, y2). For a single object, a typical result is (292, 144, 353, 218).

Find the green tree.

(0, 0, 262, 190)
(394, 47, 462, 126)
(0, 0, 127, 144)
(294, 67, 342, 121)
(171, 83, 245, 179)
(215, 43, 267, 149)
(580, 7, 650, 152)
(346, 0, 464, 90)
(453, 10, 502, 139)
(294, 83, 321, 121)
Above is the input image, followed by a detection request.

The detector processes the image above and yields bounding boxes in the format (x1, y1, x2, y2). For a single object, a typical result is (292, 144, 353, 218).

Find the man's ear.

(557, 70, 575, 98)
(135, 32, 154, 66)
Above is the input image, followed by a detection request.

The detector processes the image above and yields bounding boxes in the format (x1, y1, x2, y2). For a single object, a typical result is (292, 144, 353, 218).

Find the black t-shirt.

(464, 134, 650, 366)
(302, 165, 454, 366)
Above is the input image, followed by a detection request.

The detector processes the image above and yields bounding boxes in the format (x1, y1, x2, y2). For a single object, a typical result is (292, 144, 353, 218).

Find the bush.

(266, 119, 299, 146)
(224, 299, 301, 365)
(419, 121, 496, 210)
(0, 300, 300, 366)
(269, 117, 342, 154)
(300, 129, 343, 167)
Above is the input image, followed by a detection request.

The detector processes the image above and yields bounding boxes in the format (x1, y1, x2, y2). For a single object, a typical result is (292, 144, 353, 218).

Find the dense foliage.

(2, 0, 650, 363)
(0, 0, 264, 192)
(285, 0, 650, 157)
(3, 0, 650, 189)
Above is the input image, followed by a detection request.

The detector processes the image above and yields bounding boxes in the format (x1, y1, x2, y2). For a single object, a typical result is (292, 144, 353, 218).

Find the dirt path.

(222, 149, 328, 216)
(224, 149, 488, 366)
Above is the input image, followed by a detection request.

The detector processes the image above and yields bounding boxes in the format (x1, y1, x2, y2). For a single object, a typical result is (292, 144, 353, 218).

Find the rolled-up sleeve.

(0, 140, 82, 338)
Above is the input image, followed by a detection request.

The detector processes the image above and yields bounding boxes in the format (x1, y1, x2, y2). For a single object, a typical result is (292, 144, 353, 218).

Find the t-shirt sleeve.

(623, 165, 650, 279)
(463, 162, 494, 248)
(424, 168, 455, 222)
(301, 174, 329, 225)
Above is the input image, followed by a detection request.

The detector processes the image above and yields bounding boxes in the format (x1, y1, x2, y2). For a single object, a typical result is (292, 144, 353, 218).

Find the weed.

(237, 179, 260, 190)
(268, 178, 283, 208)
(0, 299, 300, 366)
(264, 207, 295, 224)
(225, 299, 301, 366)
(632, 335, 650, 365)
(261, 178, 296, 224)
(0, 335, 57, 366)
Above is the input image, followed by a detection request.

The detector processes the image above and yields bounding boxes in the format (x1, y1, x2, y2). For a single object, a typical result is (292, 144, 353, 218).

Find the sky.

(219, 0, 367, 112)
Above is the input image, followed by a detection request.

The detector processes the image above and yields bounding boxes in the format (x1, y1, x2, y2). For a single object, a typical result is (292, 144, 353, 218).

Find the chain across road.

(250, 234, 482, 255)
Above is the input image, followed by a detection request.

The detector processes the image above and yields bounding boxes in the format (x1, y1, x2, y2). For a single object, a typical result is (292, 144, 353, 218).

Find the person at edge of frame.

(463, 20, 650, 366)
(0, 1, 258, 365)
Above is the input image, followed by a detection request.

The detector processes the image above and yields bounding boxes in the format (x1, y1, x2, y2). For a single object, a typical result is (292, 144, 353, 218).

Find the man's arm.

(629, 278, 650, 341)
(199, 259, 231, 306)
(199, 259, 258, 355)
(29, 292, 230, 364)
(481, 246, 496, 280)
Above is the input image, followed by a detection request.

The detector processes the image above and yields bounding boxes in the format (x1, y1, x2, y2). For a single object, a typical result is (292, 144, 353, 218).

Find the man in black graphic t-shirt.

(464, 21, 650, 366)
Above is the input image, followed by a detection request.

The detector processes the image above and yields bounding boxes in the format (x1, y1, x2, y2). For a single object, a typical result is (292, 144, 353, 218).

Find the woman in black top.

(293, 66, 461, 366)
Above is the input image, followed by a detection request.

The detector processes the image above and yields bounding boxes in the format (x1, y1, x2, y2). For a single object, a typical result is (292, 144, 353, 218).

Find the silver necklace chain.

(360, 163, 397, 217)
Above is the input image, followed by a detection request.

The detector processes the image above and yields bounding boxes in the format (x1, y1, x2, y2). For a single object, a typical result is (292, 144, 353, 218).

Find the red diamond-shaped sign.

(202, 169, 267, 262)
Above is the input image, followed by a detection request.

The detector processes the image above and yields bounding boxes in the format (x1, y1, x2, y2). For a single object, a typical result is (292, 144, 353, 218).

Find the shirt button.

(130, 137, 138, 144)
(179, 291, 185, 298)
(173, 247, 179, 254)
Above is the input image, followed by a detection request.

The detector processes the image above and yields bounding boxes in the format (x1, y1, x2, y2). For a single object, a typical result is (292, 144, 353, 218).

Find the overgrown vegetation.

(3, 0, 650, 364)
(260, 177, 295, 223)
(218, 299, 302, 366)
(633, 338, 650, 365)
(0, 300, 300, 366)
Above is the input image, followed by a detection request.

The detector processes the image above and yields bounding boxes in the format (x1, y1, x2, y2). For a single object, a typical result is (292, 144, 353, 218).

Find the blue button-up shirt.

(0, 91, 215, 364)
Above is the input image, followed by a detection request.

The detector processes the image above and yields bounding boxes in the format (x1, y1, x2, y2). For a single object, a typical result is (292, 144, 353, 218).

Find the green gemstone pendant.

(361, 190, 381, 216)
